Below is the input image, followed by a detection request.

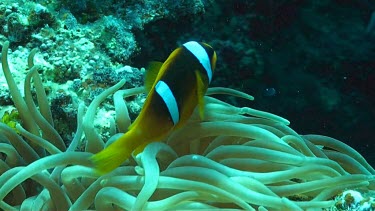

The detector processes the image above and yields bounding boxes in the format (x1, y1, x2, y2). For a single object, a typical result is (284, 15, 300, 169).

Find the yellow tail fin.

(90, 131, 139, 174)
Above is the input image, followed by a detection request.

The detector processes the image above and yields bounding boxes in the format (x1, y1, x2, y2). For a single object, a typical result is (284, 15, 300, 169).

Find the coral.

(59, 0, 114, 23)
(100, 15, 138, 63)
(0, 109, 20, 133)
(0, 2, 58, 44)
(0, 41, 374, 210)
(5, 12, 30, 43)
(27, 3, 59, 29)
(334, 190, 375, 210)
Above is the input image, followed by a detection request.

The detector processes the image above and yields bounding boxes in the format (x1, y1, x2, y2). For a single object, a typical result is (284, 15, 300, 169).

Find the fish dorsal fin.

(145, 61, 163, 92)
(195, 70, 206, 120)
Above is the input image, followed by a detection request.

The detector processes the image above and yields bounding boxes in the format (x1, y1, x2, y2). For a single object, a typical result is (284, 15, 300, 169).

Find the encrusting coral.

(0, 41, 374, 210)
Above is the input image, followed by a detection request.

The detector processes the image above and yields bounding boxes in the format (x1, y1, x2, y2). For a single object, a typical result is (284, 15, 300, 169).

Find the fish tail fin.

(90, 131, 139, 174)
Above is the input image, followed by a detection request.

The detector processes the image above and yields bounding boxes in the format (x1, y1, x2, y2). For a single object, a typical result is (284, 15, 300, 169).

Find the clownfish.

(90, 41, 217, 174)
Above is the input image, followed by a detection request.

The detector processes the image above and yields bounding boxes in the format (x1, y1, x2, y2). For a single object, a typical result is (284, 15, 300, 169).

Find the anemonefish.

(90, 41, 217, 174)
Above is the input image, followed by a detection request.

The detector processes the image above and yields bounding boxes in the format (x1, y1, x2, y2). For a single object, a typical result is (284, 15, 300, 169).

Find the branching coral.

(0, 42, 374, 211)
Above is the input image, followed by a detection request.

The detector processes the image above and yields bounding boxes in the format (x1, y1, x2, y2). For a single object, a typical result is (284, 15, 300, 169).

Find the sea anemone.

(0, 41, 374, 210)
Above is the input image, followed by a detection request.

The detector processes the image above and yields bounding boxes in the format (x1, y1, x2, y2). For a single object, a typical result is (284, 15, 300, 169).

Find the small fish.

(90, 41, 217, 173)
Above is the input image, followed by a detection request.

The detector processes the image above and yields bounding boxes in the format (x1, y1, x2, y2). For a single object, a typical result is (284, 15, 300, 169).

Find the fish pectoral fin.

(195, 70, 206, 120)
(145, 61, 163, 92)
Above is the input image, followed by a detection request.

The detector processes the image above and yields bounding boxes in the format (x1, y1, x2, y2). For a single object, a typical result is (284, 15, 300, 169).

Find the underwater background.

(0, 0, 374, 168)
